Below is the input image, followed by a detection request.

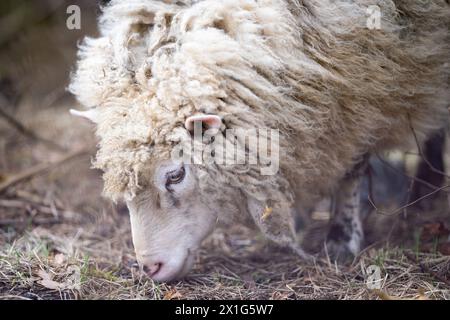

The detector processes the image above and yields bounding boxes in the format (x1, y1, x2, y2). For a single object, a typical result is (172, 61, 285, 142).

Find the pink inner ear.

(185, 114, 222, 132)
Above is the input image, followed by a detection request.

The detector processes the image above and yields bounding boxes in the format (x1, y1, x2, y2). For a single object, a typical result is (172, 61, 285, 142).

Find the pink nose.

(142, 262, 163, 277)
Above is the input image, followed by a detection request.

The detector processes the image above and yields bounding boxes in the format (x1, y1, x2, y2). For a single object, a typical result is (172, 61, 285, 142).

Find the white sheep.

(69, 0, 450, 281)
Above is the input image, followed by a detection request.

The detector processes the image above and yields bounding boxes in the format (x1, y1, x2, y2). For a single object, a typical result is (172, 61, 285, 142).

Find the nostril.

(143, 262, 163, 277)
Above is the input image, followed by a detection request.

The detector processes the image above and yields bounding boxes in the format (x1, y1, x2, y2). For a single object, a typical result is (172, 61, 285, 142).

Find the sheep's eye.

(166, 166, 185, 187)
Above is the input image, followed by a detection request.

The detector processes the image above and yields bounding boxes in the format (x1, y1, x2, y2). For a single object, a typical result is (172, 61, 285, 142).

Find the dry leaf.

(416, 289, 429, 300)
(261, 206, 273, 221)
(437, 242, 450, 255)
(163, 288, 182, 300)
(271, 291, 291, 300)
(374, 289, 397, 300)
(373, 289, 429, 300)
(420, 222, 450, 242)
(54, 253, 66, 266)
(37, 270, 64, 290)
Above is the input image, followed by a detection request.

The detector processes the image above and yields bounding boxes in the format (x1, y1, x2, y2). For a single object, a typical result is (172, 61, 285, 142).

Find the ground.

(0, 0, 449, 300)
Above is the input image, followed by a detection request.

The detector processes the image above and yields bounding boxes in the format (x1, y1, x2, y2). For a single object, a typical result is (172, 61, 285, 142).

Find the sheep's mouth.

(148, 248, 196, 282)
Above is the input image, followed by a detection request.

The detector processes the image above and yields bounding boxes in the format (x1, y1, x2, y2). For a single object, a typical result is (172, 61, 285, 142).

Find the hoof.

(324, 222, 362, 262)
(324, 239, 357, 263)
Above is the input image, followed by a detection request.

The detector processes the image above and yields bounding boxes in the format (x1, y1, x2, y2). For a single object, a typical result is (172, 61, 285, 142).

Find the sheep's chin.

(174, 253, 196, 280)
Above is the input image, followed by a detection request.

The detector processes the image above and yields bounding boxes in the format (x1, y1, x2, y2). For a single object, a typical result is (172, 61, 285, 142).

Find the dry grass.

(0, 211, 449, 300)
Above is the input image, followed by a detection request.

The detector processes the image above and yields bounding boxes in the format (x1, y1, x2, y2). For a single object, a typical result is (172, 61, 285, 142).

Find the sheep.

(69, 0, 450, 282)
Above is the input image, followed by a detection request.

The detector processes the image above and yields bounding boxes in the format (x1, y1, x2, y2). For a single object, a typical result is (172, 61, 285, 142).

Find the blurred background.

(0, 0, 99, 108)
(0, 1, 140, 299)
(0, 0, 112, 234)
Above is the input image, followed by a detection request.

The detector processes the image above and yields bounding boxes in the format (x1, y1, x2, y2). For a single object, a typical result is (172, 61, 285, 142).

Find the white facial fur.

(126, 161, 217, 282)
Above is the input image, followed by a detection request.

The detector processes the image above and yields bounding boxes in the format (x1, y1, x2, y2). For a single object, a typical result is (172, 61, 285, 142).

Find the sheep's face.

(126, 161, 217, 282)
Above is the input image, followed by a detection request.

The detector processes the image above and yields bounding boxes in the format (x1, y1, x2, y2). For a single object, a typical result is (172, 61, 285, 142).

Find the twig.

(404, 251, 450, 286)
(367, 185, 450, 216)
(403, 176, 415, 218)
(0, 199, 73, 217)
(0, 148, 89, 194)
(0, 93, 66, 151)
(0, 295, 31, 300)
(0, 217, 61, 227)
(375, 154, 442, 191)
(370, 153, 450, 216)
(14, 189, 63, 209)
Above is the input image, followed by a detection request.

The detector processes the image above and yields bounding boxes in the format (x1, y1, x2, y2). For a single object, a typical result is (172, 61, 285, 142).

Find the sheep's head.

(70, 0, 308, 281)
(124, 155, 236, 282)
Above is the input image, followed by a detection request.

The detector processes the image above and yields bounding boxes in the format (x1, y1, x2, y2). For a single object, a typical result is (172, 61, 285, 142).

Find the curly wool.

(70, 0, 450, 210)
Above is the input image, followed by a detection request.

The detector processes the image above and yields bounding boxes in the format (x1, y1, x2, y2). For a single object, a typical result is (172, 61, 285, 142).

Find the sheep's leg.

(326, 157, 368, 261)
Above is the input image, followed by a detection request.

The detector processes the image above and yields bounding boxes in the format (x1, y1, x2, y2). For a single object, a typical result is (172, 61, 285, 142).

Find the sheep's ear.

(184, 114, 222, 133)
(69, 108, 99, 123)
(247, 197, 313, 261)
